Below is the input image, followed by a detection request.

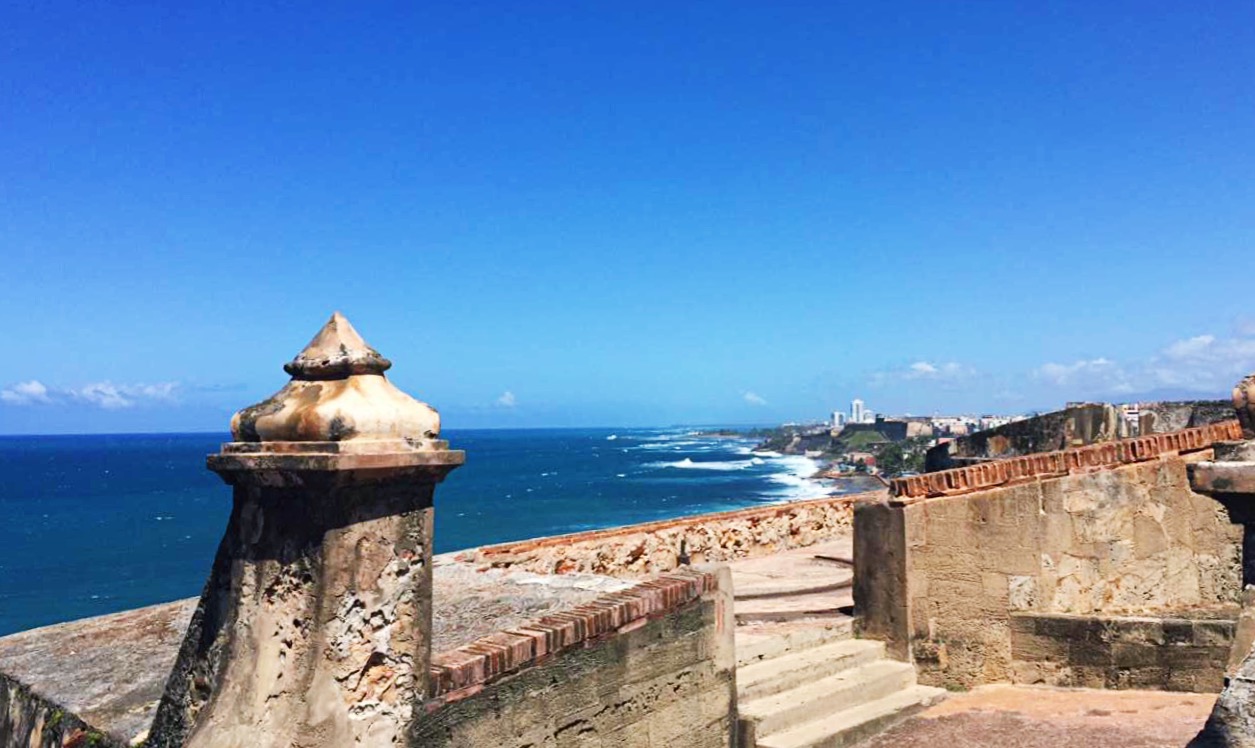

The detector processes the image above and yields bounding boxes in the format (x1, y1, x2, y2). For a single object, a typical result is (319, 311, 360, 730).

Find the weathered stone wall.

(0, 672, 116, 748)
(858, 446, 1243, 690)
(1010, 611, 1235, 692)
(413, 567, 736, 748)
(1140, 401, 1233, 435)
(926, 404, 1125, 472)
(897, 421, 1242, 501)
(1192, 641, 1255, 747)
(460, 492, 877, 577)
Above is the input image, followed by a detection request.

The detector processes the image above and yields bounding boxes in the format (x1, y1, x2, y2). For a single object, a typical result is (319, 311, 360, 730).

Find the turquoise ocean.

(0, 428, 878, 636)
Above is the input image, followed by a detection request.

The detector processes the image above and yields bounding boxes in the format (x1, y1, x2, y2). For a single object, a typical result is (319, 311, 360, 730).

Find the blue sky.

(3, 2, 1254, 433)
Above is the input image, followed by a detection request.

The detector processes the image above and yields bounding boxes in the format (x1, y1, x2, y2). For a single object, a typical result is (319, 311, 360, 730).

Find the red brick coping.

(889, 420, 1242, 504)
(426, 568, 719, 705)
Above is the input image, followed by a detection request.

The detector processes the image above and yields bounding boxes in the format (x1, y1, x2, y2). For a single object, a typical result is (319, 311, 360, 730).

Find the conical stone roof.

(230, 312, 441, 444)
(283, 311, 392, 380)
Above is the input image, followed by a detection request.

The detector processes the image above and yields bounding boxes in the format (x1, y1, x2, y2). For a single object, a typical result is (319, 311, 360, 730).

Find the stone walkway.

(862, 684, 1216, 748)
(727, 537, 854, 624)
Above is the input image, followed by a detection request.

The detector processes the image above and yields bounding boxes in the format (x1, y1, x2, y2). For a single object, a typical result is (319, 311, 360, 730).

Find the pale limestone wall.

(461, 492, 876, 578)
(858, 452, 1242, 690)
(412, 573, 737, 748)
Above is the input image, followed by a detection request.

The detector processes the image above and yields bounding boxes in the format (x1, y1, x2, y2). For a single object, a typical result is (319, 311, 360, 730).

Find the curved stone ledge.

(459, 491, 882, 577)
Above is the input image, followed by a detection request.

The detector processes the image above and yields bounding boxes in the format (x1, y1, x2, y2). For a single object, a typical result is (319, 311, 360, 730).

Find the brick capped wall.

(858, 435, 1243, 691)
(891, 421, 1242, 503)
(414, 567, 736, 748)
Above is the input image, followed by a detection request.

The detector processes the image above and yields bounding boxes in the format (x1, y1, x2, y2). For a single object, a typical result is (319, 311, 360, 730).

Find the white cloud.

(496, 391, 517, 408)
(871, 361, 974, 387)
(71, 383, 134, 409)
(1162, 335, 1216, 360)
(0, 380, 179, 409)
(1032, 331, 1255, 397)
(0, 380, 52, 405)
(1033, 358, 1121, 387)
(903, 361, 970, 381)
(742, 391, 768, 406)
(1144, 333, 1255, 392)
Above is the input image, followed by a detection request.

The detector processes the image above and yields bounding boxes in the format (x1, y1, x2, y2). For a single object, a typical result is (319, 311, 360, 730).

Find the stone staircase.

(735, 627, 945, 748)
(729, 540, 945, 748)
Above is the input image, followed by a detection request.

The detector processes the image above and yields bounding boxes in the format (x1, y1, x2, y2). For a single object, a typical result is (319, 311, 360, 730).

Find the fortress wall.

(414, 567, 736, 748)
(459, 491, 880, 577)
(924, 403, 1236, 473)
(1139, 400, 1234, 434)
(858, 427, 1243, 691)
(0, 672, 113, 748)
(925, 403, 1124, 472)
(896, 420, 1242, 501)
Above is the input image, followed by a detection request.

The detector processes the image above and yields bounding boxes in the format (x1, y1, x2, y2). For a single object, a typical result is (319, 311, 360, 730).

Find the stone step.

(755, 685, 948, 748)
(738, 639, 885, 701)
(739, 659, 917, 737)
(735, 588, 853, 624)
(735, 576, 853, 601)
(735, 620, 853, 668)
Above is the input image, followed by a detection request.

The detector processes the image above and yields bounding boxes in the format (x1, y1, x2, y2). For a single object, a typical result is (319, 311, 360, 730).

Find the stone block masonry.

(1010, 611, 1235, 692)
(413, 566, 736, 748)
(857, 424, 1244, 691)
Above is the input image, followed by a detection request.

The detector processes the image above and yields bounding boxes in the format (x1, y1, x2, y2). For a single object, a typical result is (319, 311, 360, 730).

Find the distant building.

(832, 411, 847, 428)
(846, 451, 877, 472)
(931, 417, 972, 437)
(905, 420, 934, 439)
(1120, 403, 1142, 435)
(863, 409, 876, 424)
(851, 399, 865, 425)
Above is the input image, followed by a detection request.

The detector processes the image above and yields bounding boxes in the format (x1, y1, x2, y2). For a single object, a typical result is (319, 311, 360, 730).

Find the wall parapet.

(426, 567, 719, 702)
(891, 420, 1242, 503)
(457, 491, 881, 577)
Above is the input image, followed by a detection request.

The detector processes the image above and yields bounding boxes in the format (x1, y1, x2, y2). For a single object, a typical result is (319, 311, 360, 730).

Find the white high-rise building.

(832, 411, 846, 428)
(851, 398, 865, 425)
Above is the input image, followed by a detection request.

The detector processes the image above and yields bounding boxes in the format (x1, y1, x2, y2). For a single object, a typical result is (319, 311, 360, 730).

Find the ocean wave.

(633, 440, 710, 451)
(763, 454, 828, 500)
(649, 458, 755, 471)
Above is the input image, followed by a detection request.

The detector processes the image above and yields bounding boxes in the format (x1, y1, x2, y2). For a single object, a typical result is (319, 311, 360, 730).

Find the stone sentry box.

(149, 313, 465, 747)
(139, 313, 738, 748)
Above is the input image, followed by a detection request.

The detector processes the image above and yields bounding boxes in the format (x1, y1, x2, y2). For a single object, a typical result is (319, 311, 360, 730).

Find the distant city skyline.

(3, 3, 1254, 434)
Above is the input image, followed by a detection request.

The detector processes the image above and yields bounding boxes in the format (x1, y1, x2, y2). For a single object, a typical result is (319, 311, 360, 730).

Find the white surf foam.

(763, 454, 828, 500)
(650, 458, 753, 471)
